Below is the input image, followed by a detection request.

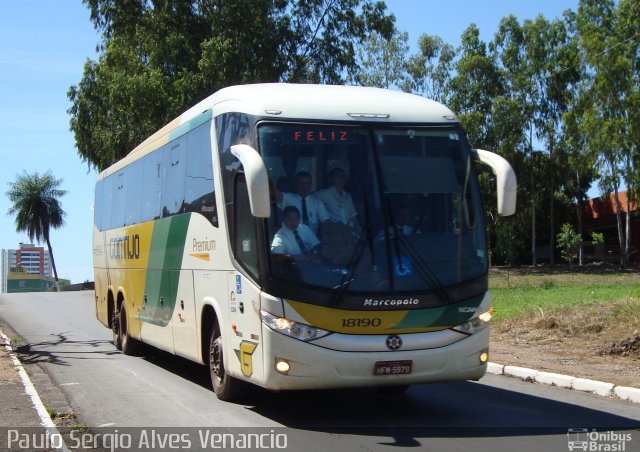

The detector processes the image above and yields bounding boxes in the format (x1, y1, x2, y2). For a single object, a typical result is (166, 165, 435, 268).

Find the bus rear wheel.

(208, 319, 242, 401)
(112, 306, 122, 351)
(115, 302, 139, 355)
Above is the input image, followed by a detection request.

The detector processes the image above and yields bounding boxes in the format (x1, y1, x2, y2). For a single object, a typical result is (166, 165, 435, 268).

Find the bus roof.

(186, 83, 457, 123)
(99, 84, 458, 178)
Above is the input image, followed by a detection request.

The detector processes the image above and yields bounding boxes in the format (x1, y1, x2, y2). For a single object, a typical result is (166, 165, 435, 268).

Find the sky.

(0, 1, 580, 284)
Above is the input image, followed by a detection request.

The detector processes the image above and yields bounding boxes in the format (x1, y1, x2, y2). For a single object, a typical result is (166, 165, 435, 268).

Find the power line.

(545, 30, 640, 81)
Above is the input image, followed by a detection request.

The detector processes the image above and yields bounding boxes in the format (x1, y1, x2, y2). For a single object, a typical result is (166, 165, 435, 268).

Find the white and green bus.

(93, 83, 516, 400)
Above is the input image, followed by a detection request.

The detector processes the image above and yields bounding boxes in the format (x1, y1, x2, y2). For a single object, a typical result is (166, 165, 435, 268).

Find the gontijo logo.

(109, 234, 140, 260)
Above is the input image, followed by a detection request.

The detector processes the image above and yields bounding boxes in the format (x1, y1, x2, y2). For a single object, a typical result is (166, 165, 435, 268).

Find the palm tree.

(6, 171, 67, 291)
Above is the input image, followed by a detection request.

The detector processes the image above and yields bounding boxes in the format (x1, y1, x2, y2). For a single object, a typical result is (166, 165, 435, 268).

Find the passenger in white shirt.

(315, 167, 361, 231)
(273, 171, 329, 235)
(271, 206, 321, 262)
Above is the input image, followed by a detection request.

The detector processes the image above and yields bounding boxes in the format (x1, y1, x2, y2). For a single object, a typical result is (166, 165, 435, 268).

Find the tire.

(115, 302, 140, 356)
(112, 306, 122, 351)
(208, 319, 242, 401)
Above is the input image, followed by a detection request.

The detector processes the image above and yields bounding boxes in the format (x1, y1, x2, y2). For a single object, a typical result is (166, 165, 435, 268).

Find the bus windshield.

(260, 123, 487, 295)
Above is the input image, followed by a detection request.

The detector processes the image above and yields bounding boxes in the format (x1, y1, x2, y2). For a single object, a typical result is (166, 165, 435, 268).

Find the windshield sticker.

(393, 256, 413, 277)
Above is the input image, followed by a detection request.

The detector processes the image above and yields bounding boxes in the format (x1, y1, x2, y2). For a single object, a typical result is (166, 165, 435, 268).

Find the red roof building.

(581, 191, 640, 263)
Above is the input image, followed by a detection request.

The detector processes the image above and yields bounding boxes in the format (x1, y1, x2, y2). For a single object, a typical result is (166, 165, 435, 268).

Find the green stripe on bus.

(392, 294, 485, 329)
(168, 109, 213, 142)
(139, 214, 191, 326)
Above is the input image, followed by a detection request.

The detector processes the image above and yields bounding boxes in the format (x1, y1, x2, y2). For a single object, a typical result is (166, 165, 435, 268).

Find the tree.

(489, 13, 585, 268)
(284, 0, 395, 83)
(556, 223, 581, 270)
(491, 15, 539, 266)
(576, 0, 640, 267)
(6, 172, 67, 291)
(447, 25, 521, 265)
(350, 30, 409, 89)
(405, 34, 455, 102)
(448, 25, 502, 148)
(69, 0, 395, 171)
(523, 15, 581, 267)
(493, 215, 524, 267)
(563, 93, 598, 266)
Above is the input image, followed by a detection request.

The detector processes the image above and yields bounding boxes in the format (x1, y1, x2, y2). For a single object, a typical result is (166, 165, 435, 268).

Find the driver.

(271, 206, 321, 262)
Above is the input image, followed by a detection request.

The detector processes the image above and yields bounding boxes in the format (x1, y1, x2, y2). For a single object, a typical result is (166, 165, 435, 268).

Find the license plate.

(373, 360, 412, 376)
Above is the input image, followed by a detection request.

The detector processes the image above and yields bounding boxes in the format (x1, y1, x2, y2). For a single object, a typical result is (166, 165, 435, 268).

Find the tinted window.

(112, 171, 126, 227)
(185, 123, 217, 225)
(260, 124, 487, 293)
(142, 149, 163, 221)
(94, 182, 103, 229)
(162, 142, 186, 217)
(95, 116, 218, 231)
(125, 160, 143, 225)
(234, 174, 259, 278)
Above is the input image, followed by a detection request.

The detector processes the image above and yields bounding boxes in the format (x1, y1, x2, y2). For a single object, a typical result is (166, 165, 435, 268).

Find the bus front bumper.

(258, 326, 490, 391)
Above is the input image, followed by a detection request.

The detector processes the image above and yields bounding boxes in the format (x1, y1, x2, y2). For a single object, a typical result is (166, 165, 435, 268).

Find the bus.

(93, 83, 517, 401)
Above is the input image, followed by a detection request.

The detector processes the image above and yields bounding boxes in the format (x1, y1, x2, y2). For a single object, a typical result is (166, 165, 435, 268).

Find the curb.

(487, 361, 640, 403)
(0, 328, 70, 451)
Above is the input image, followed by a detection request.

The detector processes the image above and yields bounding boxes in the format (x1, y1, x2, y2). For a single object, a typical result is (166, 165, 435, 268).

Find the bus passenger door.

(227, 272, 263, 383)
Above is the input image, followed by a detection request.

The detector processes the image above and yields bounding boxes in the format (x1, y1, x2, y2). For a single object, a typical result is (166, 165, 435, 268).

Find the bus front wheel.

(208, 319, 242, 401)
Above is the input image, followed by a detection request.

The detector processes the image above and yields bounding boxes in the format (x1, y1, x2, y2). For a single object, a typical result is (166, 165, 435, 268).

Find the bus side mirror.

(230, 144, 271, 218)
(472, 149, 517, 216)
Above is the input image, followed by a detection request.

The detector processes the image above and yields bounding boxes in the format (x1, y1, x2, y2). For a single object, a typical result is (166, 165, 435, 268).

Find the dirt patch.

(599, 335, 640, 357)
(0, 345, 20, 384)
(490, 303, 640, 388)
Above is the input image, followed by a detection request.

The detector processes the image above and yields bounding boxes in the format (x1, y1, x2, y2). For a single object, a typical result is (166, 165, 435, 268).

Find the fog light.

(479, 350, 489, 363)
(275, 359, 290, 374)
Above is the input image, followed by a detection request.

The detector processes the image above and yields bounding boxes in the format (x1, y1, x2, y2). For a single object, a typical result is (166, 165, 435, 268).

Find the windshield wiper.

(393, 230, 451, 305)
(378, 191, 451, 304)
(329, 231, 368, 305)
(330, 192, 375, 305)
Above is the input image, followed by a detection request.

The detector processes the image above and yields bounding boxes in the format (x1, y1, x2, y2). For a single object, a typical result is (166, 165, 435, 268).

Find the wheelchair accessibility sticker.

(393, 256, 413, 277)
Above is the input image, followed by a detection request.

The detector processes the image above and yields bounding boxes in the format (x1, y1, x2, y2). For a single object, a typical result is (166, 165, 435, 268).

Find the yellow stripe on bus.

(286, 300, 449, 334)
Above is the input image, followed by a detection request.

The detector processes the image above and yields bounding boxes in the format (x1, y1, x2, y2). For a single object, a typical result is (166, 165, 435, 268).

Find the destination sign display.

(281, 127, 357, 145)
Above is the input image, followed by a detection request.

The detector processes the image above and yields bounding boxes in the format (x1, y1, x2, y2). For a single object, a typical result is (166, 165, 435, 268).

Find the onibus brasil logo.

(567, 428, 633, 451)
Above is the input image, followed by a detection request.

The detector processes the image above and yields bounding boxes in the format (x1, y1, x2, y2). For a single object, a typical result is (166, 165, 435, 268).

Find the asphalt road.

(1, 291, 638, 452)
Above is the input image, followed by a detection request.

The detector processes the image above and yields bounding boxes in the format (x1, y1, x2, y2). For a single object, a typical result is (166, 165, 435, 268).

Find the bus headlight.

(260, 310, 330, 341)
(452, 309, 492, 335)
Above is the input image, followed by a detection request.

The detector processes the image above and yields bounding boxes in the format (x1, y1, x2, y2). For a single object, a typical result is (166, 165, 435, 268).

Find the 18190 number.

(341, 318, 382, 328)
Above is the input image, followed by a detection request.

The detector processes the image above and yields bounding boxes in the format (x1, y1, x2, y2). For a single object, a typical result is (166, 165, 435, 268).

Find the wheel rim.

(112, 309, 121, 349)
(112, 310, 119, 336)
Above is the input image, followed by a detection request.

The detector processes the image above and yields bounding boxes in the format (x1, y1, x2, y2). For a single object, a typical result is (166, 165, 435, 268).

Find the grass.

(489, 269, 640, 322)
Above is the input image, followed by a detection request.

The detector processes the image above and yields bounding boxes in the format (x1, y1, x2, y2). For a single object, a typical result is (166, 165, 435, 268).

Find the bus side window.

(112, 171, 126, 227)
(162, 143, 186, 217)
(125, 160, 143, 226)
(142, 151, 162, 221)
(102, 176, 114, 230)
(234, 174, 259, 279)
(94, 180, 104, 230)
(185, 123, 218, 226)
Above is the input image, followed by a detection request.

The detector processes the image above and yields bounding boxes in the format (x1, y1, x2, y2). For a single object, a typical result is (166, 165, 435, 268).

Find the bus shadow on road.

(96, 340, 640, 443)
(245, 381, 640, 439)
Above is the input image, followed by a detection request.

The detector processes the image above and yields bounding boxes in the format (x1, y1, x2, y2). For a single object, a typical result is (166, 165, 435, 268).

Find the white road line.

(1, 328, 71, 452)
